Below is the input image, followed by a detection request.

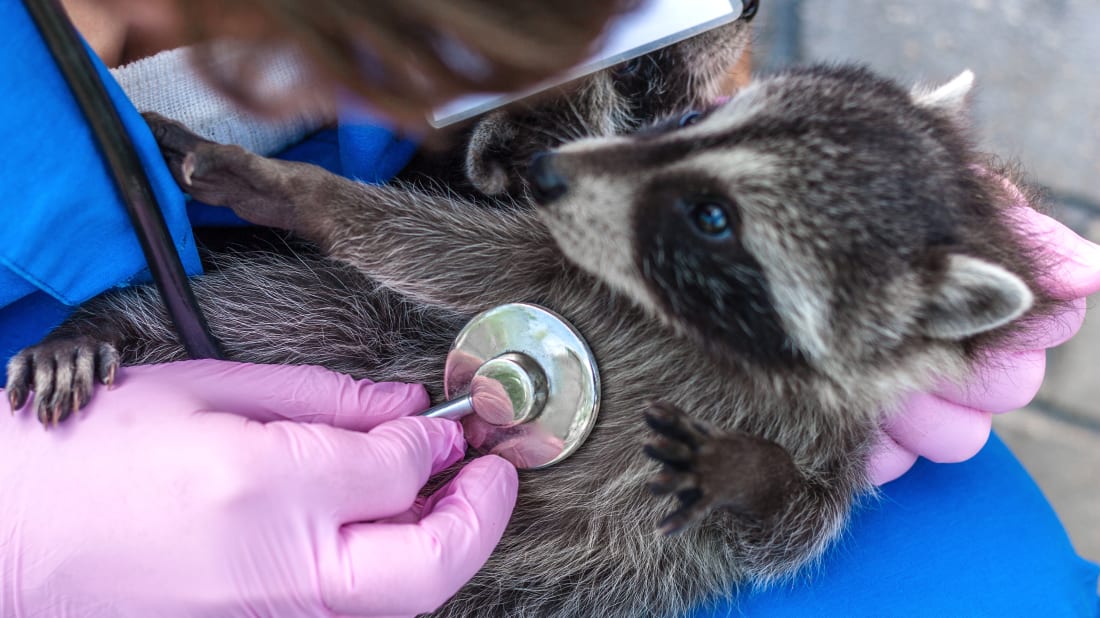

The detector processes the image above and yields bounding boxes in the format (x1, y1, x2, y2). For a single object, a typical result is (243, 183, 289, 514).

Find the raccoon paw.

(644, 401, 798, 535)
(6, 337, 119, 427)
(144, 112, 258, 208)
(145, 112, 225, 188)
(145, 112, 310, 231)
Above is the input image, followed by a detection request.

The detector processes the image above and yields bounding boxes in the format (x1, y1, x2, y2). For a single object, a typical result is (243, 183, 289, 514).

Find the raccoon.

(6, 63, 1056, 618)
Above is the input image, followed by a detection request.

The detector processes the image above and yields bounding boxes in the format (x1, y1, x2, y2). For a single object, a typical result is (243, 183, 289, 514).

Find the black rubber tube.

(22, 0, 222, 360)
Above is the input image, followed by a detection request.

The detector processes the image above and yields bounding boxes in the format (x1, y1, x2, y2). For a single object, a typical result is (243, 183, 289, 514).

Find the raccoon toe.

(644, 401, 712, 446)
(643, 436, 695, 471)
(145, 113, 209, 182)
(8, 338, 119, 427)
(6, 351, 33, 412)
(656, 487, 712, 536)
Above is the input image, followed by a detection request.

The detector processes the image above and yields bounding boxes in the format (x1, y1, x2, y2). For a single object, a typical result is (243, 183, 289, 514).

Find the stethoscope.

(25, 0, 601, 469)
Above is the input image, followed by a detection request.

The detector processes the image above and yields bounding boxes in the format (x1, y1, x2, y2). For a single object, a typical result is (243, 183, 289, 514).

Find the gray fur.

(8, 58, 1056, 618)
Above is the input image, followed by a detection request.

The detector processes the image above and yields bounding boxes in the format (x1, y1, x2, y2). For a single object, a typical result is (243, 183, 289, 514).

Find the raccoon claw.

(645, 401, 709, 446)
(144, 112, 241, 203)
(644, 401, 799, 534)
(5, 337, 120, 427)
(657, 488, 706, 536)
(144, 112, 212, 180)
(643, 440, 693, 471)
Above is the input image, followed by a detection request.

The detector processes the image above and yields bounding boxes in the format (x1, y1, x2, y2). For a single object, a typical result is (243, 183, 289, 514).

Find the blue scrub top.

(1, 2, 1096, 614)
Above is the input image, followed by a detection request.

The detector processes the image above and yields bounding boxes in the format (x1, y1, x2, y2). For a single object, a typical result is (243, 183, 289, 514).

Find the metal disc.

(444, 303, 601, 469)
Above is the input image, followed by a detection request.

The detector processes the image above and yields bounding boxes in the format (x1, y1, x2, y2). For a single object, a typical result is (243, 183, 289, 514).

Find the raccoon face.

(530, 65, 1033, 375)
(464, 17, 754, 196)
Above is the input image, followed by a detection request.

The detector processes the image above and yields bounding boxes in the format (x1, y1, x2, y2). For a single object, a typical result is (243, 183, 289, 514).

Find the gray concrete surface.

(752, 0, 1100, 563)
(995, 407, 1100, 561)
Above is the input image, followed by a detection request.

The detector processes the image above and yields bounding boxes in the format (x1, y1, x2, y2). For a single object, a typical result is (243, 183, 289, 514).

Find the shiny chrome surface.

(420, 351, 548, 424)
(438, 303, 601, 470)
(467, 352, 548, 426)
(421, 395, 475, 421)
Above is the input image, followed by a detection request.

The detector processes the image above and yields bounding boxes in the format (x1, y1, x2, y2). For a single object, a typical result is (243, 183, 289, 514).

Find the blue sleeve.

(0, 0, 200, 373)
(690, 433, 1099, 617)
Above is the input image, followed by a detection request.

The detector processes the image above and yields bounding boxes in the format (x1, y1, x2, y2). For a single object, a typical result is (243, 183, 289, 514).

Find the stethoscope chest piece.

(424, 303, 600, 470)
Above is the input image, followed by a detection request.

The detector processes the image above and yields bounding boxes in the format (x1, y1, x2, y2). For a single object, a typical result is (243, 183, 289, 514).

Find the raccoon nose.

(527, 152, 568, 204)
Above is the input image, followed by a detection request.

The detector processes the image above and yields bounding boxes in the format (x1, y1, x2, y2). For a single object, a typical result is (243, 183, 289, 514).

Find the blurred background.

(751, 0, 1099, 563)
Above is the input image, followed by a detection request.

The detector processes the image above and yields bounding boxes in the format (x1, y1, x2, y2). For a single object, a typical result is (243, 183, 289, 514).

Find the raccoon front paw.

(644, 401, 799, 535)
(6, 337, 119, 427)
(145, 112, 309, 232)
(145, 112, 230, 193)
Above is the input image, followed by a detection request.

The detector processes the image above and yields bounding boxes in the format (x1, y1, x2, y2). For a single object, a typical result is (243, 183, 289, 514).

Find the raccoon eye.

(688, 200, 733, 238)
(678, 111, 703, 127)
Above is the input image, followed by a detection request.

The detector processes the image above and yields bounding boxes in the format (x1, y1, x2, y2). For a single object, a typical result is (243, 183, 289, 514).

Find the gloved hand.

(869, 206, 1100, 485)
(0, 360, 517, 617)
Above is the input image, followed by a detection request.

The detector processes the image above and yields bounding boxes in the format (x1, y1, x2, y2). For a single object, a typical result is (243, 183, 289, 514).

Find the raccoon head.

(462, 10, 756, 197)
(529, 65, 1034, 382)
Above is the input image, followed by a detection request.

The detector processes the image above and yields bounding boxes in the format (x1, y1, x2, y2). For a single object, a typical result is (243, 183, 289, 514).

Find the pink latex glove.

(869, 206, 1100, 485)
(0, 360, 517, 617)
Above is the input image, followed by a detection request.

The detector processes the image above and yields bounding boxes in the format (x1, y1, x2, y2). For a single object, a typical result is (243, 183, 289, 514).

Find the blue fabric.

(691, 433, 1100, 616)
(0, 0, 200, 368)
(338, 105, 419, 183)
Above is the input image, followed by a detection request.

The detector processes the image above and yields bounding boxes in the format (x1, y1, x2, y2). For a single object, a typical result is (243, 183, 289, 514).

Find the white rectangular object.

(428, 0, 743, 127)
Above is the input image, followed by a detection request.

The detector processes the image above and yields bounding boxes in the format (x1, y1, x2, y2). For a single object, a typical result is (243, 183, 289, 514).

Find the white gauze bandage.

(110, 45, 331, 156)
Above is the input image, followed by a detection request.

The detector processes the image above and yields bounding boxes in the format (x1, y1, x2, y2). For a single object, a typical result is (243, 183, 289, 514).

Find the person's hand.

(0, 360, 517, 617)
(868, 206, 1100, 485)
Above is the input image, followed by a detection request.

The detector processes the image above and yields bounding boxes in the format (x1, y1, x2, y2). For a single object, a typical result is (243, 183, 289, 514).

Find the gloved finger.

(1009, 207, 1100, 299)
(321, 456, 518, 616)
(883, 391, 993, 463)
(268, 415, 465, 521)
(1003, 296, 1087, 350)
(866, 428, 919, 486)
(932, 349, 1046, 414)
(124, 359, 430, 430)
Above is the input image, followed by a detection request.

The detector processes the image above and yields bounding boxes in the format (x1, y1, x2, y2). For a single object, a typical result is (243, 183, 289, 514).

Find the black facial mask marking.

(634, 177, 805, 368)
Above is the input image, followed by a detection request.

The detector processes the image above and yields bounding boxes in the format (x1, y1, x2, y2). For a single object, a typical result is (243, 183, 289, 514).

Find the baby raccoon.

(7, 63, 1056, 618)
(403, 7, 755, 200)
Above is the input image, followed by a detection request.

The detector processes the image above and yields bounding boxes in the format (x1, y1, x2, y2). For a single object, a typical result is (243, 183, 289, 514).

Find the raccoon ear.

(911, 70, 975, 116)
(921, 254, 1033, 340)
(465, 110, 516, 195)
